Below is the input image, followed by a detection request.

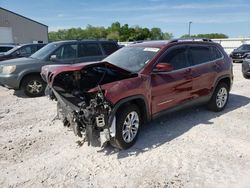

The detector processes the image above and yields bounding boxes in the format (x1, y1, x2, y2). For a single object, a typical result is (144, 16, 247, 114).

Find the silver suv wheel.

(27, 80, 43, 94)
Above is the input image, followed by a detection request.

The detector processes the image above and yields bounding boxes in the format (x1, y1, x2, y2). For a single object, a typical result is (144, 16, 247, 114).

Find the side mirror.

(154, 63, 173, 72)
(50, 55, 57, 62)
(15, 51, 20, 56)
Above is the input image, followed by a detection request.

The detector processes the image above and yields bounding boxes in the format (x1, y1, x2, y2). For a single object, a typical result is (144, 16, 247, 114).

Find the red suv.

(41, 39, 233, 149)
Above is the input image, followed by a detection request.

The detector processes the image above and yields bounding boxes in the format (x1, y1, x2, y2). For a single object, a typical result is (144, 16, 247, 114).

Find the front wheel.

(243, 74, 250, 79)
(21, 75, 46, 97)
(110, 104, 141, 149)
(207, 82, 229, 112)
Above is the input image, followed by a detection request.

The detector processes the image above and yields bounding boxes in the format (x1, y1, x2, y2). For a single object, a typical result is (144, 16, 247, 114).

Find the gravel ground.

(0, 63, 250, 188)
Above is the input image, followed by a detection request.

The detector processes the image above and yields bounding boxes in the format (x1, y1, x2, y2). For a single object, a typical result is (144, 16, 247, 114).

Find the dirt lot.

(0, 63, 250, 188)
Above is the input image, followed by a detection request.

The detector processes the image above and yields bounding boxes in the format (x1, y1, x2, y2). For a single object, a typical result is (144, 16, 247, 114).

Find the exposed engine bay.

(46, 63, 136, 147)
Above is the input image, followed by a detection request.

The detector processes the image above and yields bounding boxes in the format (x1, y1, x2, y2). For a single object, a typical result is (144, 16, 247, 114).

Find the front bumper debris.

(50, 87, 114, 147)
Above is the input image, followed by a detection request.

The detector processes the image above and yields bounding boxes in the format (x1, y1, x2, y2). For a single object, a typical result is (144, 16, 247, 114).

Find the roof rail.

(169, 38, 213, 43)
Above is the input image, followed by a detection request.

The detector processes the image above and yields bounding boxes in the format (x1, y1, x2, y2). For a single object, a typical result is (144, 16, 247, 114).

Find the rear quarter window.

(210, 46, 223, 60)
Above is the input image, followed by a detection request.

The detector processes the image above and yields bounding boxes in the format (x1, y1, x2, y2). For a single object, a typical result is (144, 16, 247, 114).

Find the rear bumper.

(0, 74, 20, 89)
(232, 58, 243, 63)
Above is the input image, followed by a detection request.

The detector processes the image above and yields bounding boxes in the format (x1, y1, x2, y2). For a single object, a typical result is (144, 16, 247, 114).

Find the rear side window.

(189, 46, 211, 65)
(18, 45, 36, 56)
(78, 43, 102, 57)
(210, 46, 223, 60)
(37, 45, 45, 51)
(30, 46, 37, 53)
(160, 46, 189, 70)
(101, 43, 118, 55)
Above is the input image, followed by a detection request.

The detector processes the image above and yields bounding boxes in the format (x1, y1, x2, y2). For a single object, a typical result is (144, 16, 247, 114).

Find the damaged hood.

(41, 61, 133, 86)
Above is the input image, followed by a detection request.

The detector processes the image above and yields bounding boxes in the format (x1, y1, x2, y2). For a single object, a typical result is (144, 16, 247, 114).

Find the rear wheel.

(21, 75, 46, 97)
(207, 82, 229, 112)
(110, 104, 141, 149)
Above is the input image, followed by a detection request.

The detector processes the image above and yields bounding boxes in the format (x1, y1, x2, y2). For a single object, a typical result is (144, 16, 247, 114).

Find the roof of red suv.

(130, 41, 169, 49)
(128, 39, 215, 49)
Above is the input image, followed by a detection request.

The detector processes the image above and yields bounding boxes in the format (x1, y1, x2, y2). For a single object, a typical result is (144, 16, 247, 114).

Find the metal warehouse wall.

(0, 8, 48, 44)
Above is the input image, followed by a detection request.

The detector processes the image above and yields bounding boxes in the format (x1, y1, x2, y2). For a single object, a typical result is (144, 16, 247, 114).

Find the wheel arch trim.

(213, 74, 232, 93)
(108, 95, 150, 127)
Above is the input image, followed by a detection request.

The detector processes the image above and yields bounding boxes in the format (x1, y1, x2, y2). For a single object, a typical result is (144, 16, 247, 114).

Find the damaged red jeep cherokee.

(41, 39, 233, 149)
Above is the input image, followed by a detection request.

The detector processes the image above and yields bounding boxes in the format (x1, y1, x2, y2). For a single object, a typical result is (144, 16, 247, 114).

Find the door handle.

(184, 68, 192, 74)
(183, 68, 192, 79)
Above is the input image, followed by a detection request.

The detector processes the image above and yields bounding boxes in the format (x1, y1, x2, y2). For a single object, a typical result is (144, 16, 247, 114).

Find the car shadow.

(100, 94, 250, 158)
(13, 90, 29, 98)
(13, 90, 45, 98)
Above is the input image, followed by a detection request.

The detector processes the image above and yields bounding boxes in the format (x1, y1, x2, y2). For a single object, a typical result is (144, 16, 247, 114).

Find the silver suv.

(0, 40, 119, 97)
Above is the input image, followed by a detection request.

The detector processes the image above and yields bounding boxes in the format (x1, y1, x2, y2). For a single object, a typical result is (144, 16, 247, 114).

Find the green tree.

(181, 33, 228, 39)
(119, 24, 130, 41)
(163, 32, 173, 40)
(150, 28, 163, 40)
(106, 31, 120, 41)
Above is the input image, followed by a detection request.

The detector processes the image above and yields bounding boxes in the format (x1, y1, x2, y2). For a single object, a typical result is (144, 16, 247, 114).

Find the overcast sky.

(1, 0, 250, 37)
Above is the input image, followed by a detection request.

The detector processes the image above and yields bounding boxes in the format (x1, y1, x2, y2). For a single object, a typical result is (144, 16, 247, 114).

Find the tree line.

(181, 33, 228, 39)
(49, 22, 173, 42)
(48, 22, 228, 42)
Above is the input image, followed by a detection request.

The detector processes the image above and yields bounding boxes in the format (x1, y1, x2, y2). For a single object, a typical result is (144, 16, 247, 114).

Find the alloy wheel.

(122, 111, 140, 143)
(27, 80, 43, 94)
(216, 87, 228, 108)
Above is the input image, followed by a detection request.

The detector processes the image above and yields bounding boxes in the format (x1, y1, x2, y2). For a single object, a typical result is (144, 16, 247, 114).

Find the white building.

(0, 7, 48, 44)
(213, 38, 250, 54)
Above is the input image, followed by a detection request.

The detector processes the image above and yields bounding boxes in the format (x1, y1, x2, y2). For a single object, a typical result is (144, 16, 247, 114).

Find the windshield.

(104, 46, 159, 72)
(237, 45, 250, 51)
(31, 43, 59, 60)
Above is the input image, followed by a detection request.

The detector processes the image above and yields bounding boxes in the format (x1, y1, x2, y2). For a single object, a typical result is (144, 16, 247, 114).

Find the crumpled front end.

(42, 62, 135, 147)
(51, 87, 113, 147)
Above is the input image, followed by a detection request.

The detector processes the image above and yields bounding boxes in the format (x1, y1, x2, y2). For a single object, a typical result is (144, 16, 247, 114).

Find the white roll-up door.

(0, 27, 13, 43)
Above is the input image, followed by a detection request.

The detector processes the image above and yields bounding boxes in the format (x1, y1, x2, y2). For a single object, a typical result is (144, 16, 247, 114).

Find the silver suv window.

(78, 43, 102, 57)
(53, 44, 77, 59)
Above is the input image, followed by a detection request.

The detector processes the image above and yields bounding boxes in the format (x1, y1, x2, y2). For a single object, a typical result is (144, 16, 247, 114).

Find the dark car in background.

(0, 43, 46, 62)
(0, 44, 16, 53)
(242, 53, 250, 78)
(0, 40, 119, 97)
(230, 44, 250, 63)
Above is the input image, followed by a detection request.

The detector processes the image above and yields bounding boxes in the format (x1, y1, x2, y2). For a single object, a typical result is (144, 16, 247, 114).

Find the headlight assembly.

(0, 65, 16, 74)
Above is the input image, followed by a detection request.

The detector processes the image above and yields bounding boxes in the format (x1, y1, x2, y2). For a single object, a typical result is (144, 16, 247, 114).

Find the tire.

(21, 75, 46, 97)
(207, 82, 229, 112)
(243, 74, 250, 79)
(110, 104, 141, 149)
